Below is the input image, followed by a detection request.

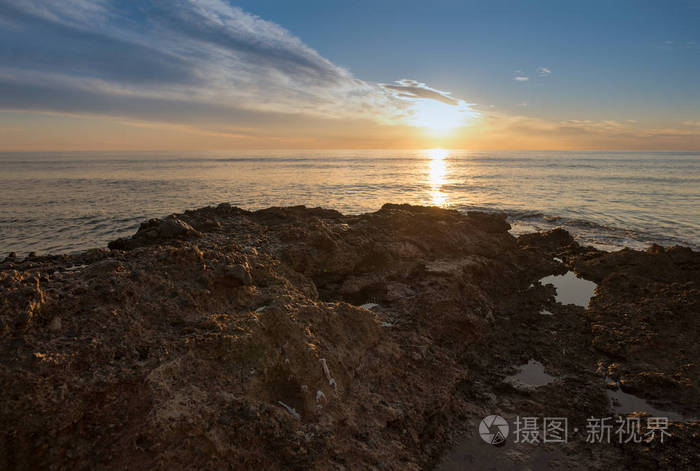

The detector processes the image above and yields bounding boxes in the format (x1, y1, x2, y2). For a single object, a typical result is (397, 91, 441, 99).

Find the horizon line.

(1, 148, 700, 154)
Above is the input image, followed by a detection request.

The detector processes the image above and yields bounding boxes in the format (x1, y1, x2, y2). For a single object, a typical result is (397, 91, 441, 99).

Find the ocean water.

(1, 149, 698, 256)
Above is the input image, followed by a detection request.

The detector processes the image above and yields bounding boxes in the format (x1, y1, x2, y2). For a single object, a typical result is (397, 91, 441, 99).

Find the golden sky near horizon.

(3, 109, 700, 152)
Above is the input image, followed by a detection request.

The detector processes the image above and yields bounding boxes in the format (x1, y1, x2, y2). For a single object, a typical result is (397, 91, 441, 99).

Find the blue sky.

(0, 0, 699, 150)
(234, 0, 700, 121)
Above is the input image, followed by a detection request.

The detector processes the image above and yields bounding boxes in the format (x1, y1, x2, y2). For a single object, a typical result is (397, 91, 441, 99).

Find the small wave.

(505, 211, 699, 251)
(449, 203, 698, 251)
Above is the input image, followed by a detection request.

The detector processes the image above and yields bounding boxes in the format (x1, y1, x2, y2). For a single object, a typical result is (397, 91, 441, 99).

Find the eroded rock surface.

(1, 204, 697, 470)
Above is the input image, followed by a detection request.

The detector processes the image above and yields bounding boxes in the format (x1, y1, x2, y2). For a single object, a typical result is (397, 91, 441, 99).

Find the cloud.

(538, 67, 551, 77)
(381, 80, 477, 133)
(661, 40, 697, 50)
(3, 0, 111, 28)
(383, 80, 459, 105)
(0, 0, 474, 134)
(682, 121, 700, 127)
(513, 69, 530, 81)
(558, 119, 625, 132)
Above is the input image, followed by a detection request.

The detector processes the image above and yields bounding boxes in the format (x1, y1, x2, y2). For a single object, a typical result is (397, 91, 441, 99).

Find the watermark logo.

(479, 415, 670, 446)
(479, 415, 509, 446)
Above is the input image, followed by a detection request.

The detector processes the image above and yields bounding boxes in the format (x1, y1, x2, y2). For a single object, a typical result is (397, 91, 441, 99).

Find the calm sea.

(1, 150, 698, 256)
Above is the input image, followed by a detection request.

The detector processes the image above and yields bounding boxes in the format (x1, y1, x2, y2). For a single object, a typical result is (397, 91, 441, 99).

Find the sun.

(408, 99, 474, 136)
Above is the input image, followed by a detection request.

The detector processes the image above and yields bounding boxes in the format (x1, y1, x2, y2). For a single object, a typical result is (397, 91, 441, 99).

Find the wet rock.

(517, 227, 577, 252)
(580, 245, 700, 418)
(465, 211, 511, 233)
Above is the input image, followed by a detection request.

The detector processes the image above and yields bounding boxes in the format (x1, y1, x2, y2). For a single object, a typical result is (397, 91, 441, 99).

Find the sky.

(0, 0, 699, 151)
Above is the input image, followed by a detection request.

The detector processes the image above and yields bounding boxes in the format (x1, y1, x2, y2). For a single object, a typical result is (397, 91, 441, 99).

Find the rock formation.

(1, 204, 698, 469)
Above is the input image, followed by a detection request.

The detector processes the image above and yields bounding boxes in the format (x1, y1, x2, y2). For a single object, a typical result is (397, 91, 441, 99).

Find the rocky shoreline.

(1, 203, 698, 469)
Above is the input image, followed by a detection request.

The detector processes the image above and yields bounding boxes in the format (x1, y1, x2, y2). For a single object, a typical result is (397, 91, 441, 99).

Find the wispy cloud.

(0, 0, 475, 134)
(382, 80, 477, 132)
(383, 80, 460, 105)
(469, 112, 700, 150)
(514, 76, 529, 82)
(661, 39, 697, 50)
(559, 119, 626, 132)
(538, 67, 551, 77)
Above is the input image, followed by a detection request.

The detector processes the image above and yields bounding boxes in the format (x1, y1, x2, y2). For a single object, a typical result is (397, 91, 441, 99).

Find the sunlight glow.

(427, 148, 448, 206)
(409, 100, 473, 136)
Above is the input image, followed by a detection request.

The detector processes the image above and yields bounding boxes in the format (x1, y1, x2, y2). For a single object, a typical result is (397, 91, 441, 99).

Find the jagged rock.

(466, 211, 511, 233)
(108, 215, 202, 249)
(225, 263, 253, 286)
(517, 227, 577, 252)
(137, 215, 202, 240)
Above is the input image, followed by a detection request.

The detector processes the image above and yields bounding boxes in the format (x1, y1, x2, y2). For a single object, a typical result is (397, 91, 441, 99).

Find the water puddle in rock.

(438, 416, 569, 470)
(539, 271, 597, 308)
(438, 431, 568, 470)
(606, 378, 690, 421)
(504, 360, 555, 389)
(358, 303, 398, 327)
(359, 303, 379, 310)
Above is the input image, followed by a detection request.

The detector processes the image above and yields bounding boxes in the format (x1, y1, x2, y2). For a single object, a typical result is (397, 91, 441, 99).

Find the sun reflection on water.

(427, 148, 448, 206)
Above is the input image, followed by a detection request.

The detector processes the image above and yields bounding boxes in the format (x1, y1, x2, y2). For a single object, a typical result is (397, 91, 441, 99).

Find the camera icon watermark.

(479, 415, 509, 446)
